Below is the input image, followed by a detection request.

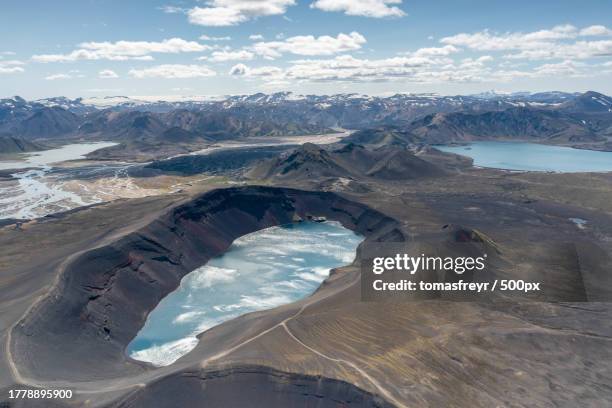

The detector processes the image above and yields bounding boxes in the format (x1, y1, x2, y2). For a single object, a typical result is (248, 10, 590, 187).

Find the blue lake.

(435, 141, 612, 172)
(127, 221, 363, 366)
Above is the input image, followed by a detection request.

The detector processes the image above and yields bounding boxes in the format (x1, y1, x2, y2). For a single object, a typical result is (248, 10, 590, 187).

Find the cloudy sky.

(1, 0, 611, 99)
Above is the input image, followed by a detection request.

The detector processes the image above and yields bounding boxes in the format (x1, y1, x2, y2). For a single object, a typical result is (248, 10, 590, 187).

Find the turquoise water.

(127, 221, 363, 366)
(435, 141, 612, 172)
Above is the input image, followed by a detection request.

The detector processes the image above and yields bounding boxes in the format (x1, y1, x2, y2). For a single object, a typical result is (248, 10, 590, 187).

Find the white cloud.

(228, 53, 456, 83)
(252, 32, 366, 59)
(579, 25, 612, 37)
(533, 60, 583, 76)
(228, 64, 249, 76)
(521, 24, 578, 41)
(1, 60, 24, 65)
(410, 45, 459, 58)
(0, 65, 24, 74)
(227, 52, 523, 85)
(34, 52, 154, 63)
(99, 69, 119, 79)
(45, 73, 71, 80)
(229, 63, 283, 77)
(249, 34, 264, 41)
(441, 24, 612, 60)
(77, 38, 207, 55)
(500, 40, 612, 60)
(229, 63, 248, 75)
(246, 66, 284, 77)
(0, 59, 25, 74)
(188, 0, 295, 26)
(282, 54, 452, 82)
(209, 50, 254, 62)
(160, 5, 187, 14)
(128, 64, 216, 79)
(32, 38, 209, 62)
(200, 35, 232, 41)
(310, 0, 405, 18)
(188, 7, 245, 26)
(228, 32, 609, 87)
(441, 25, 576, 51)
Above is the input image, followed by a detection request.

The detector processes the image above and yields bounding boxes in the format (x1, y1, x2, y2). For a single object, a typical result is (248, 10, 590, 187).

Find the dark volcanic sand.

(1, 156, 612, 407)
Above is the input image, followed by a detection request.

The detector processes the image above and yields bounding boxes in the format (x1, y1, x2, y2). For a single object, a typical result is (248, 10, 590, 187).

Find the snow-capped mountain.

(1, 91, 609, 146)
(20, 90, 593, 117)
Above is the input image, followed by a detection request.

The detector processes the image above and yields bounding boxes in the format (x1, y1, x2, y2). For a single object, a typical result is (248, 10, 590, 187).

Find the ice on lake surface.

(127, 221, 363, 367)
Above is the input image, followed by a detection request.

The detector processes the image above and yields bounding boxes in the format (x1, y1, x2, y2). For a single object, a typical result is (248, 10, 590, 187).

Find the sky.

(0, 0, 611, 99)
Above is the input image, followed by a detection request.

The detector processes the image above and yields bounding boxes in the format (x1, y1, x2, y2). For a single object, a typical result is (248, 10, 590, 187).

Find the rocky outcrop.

(344, 127, 421, 147)
(142, 145, 288, 176)
(0, 135, 43, 153)
(115, 365, 394, 408)
(248, 143, 446, 182)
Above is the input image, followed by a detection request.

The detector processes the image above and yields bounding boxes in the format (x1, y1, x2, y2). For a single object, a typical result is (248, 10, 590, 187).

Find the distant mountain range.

(15, 90, 610, 115)
(347, 98, 612, 147)
(21, 91, 589, 114)
(0, 91, 611, 158)
(407, 107, 602, 143)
